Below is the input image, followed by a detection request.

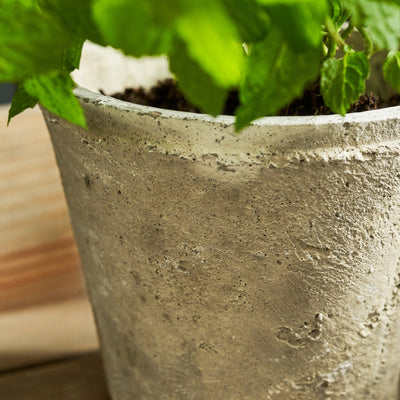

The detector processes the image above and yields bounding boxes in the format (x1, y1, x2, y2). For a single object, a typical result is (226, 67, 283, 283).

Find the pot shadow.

(0, 351, 110, 400)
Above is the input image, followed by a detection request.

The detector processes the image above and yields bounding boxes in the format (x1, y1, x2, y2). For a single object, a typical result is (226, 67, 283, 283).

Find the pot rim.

(68, 86, 400, 165)
(75, 86, 400, 128)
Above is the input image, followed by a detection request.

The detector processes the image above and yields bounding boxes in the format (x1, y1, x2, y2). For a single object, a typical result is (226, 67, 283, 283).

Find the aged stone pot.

(42, 86, 400, 399)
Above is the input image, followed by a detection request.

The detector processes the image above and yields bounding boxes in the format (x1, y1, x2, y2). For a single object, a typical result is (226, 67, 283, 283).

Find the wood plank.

(0, 105, 99, 372)
(0, 297, 99, 372)
(0, 352, 109, 399)
(0, 237, 86, 312)
(0, 105, 87, 311)
(0, 105, 74, 254)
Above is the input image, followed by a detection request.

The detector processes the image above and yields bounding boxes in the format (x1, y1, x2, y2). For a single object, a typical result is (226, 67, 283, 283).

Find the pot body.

(43, 89, 400, 399)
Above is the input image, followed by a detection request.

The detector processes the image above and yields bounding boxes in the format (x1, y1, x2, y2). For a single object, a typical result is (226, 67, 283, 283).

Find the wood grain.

(0, 105, 87, 312)
(0, 298, 99, 372)
(0, 105, 98, 371)
(0, 237, 85, 312)
(0, 106, 75, 255)
(0, 352, 110, 400)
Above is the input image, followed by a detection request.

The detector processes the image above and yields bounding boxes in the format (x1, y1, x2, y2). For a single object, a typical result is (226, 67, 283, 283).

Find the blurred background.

(0, 43, 169, 399)
(0, 79, 107, 398)
(0, 83, 16, 104)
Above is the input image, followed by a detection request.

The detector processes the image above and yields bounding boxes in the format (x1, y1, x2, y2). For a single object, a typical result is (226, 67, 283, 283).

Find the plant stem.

(358, 27, 373, 58)
(326, 36, 337, 58)
(341, 22, 354, 40)
(324, 17, 347, 54)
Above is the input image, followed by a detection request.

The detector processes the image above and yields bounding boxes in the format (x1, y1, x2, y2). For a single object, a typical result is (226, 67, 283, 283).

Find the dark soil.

(110, 79, 240, 115)
(109, 79, 200, 114)
(110, 78, 392, 117)
(278, 81, 379, 116)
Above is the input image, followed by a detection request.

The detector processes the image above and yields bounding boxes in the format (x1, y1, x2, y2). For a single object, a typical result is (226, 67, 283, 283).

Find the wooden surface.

(0, 105, 87, 312)
(0, 352, 110, 400)
(0, 297, 99, 372)
(0, 105, 104, 396)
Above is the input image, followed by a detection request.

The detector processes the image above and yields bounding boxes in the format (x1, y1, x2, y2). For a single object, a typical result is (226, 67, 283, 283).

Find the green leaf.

(24, 72, 86, 127)
(176, 1, 244, 87)
(329, 0, 343, 20)
(38, 0, 101, 41)
(7, 85, 38, 125)
(235, 27, 321, 130)
(221, 0, 270, 42)
(256, 0, 328, 50)
(320, 51, 370, 115)
(0, 0, 71, 82)
(92, 0, 172, 57)
(169, 39, 228, 116)
(3, 0, 40, 10)
(62, 38, 85, 72)
(383, 51, 400, 93)
(328, 0, 351, 26)
(345, 0, 400, 50)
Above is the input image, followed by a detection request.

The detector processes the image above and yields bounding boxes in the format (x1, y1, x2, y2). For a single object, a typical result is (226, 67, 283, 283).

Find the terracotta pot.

(43, 86, 400, 399)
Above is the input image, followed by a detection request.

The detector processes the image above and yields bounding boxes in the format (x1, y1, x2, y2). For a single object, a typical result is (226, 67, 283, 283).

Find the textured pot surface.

(43, 88, 400, 400)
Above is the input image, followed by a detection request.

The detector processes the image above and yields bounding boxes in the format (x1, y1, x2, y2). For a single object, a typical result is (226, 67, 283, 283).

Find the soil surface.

(110, 78, 397, 117)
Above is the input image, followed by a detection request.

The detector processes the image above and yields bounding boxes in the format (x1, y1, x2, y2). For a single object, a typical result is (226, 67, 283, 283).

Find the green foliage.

(221, 0, 270, 42)
(175, 1, 244, 88)
(329, 0, 351, 26)
(92, 0, 173, 57)
(344, 0, 400, 50)
(330, 0, 344, 20)
(169, 39, 228, 116)
(236, 27, 320, 129)
(257, 0, 328, 51)
(7, 85, 38, 125)
(3, 0, 400, 130)
(38, 0, 100, 40)
(383, 51, 400, 93)
(24, 72, 86, 127)
(62, 39, 85, 72)
(321, 51, 369, 115)
(0, 0, 70, 82)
